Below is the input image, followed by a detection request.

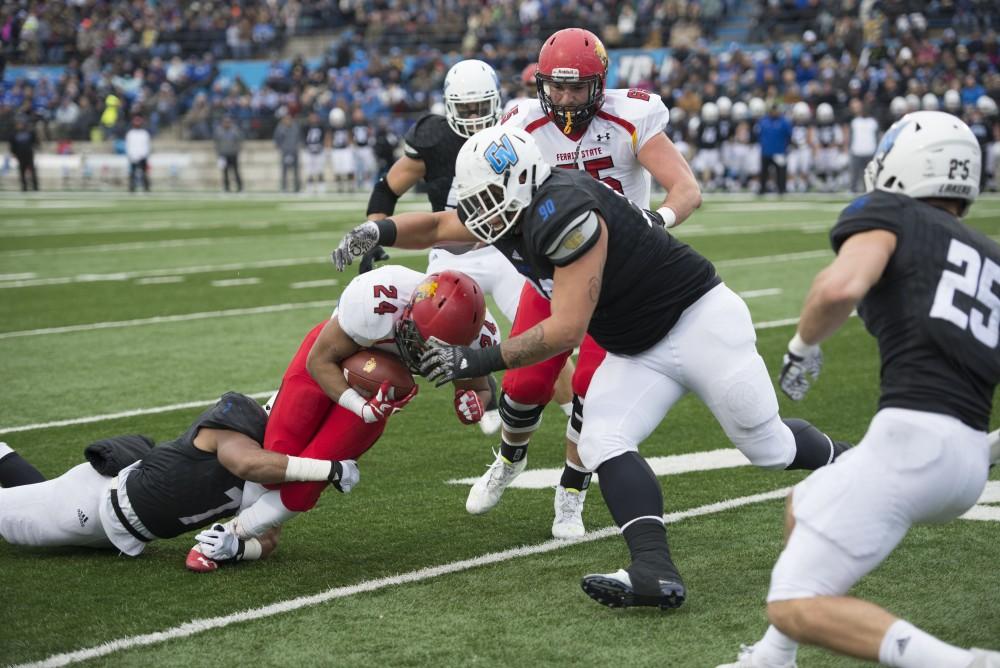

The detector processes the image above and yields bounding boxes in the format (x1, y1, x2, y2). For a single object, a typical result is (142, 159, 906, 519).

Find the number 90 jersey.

(831, 190, 1000, 431)
(500, 88, 669, 208)
(334, 265, 501, 354)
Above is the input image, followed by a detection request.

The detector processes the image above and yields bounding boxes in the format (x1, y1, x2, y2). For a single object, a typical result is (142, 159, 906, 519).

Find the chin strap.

(562, 113, 573, 134)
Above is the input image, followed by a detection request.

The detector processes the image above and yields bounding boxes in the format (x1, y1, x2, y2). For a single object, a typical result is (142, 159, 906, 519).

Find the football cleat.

(581, 562, 686, 610)
(185, 545, 219, 573)
(551, 486, 586, 539)
(478, 408, 501, 435)
(715, 644, 797, 668)
(969, 648, 1000, 668)
(465, 450, 527, 514)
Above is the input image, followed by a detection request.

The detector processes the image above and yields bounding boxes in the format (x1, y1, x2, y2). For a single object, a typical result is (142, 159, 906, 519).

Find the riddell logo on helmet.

(551, 67, 580, 80)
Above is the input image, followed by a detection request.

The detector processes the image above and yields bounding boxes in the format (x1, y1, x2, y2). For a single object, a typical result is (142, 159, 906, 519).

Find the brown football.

(342, 349, 415, 400)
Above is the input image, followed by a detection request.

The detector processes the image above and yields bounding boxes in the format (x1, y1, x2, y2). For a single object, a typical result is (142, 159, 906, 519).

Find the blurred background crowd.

(0, 0, 998, 193)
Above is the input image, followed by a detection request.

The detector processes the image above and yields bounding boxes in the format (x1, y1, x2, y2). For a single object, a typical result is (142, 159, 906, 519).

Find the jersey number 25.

(929, 238, 1000, 347)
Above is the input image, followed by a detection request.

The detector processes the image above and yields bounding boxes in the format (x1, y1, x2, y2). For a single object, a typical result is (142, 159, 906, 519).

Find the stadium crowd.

(0, 1, 999, 192)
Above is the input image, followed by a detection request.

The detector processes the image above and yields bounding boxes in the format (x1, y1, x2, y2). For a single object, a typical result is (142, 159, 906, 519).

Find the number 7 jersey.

(500, 88, 669, 208)
(831, 190, 1000, 431)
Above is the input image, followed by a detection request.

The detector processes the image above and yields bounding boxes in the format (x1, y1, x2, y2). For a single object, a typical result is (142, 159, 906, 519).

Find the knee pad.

(565, 394, 584, 443)
(498, 392, 544, 435)
(733, 415, 796, 470)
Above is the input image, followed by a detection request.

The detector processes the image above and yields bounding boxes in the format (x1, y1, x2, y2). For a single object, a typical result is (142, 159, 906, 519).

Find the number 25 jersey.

(831, 190, 1000, 430)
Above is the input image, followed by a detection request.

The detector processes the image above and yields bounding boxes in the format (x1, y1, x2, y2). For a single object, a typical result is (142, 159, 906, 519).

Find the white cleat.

(970, 648, 1000, 668)
(465, 450, 526, 515)
(551, 485, 586, 539)
(478, 409, 501, 436)
(715, 644, 796, 668)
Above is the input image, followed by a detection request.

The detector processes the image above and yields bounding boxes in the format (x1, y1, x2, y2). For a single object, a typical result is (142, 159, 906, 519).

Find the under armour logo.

(77, 509, 89, 527)
(595, 132, 610, 141)
(897, 637, 910, 655)
(460, 359, 469, 370)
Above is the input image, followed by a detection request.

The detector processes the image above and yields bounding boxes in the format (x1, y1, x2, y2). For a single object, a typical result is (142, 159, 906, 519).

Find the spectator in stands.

(100, 93, 121, 140)
(52, 97, 80, 140)
(847, 98, 879, 193)
(214, 114, 244, 193)
(9, 114, 39, 191)
(125, 115, 151, 193)
(757, 102, 792, 196)
(183, 92, 212, 140)
(273, 109, 301, 193)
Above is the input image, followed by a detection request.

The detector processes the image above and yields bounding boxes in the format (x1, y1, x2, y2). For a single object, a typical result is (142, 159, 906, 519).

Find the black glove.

(419, 344, 506, 387)
(358, 245, 391, 274)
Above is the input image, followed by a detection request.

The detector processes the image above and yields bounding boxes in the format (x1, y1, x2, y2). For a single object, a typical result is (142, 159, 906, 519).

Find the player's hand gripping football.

(195, 522, 242, 561)
(778, 335, 823, 401)
(328, 459, 360, 493)
(360, 380, 418, 423)
(331, 221, 380, 271)
(454, 389, 485, 425)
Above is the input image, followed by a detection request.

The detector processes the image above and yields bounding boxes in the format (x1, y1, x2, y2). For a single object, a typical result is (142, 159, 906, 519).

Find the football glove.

(195, 523, 243, 562)
(361, 381, 418, 423)
(419, 344, 505, 387)
(778, 337, 823, 401)
(331, 221, 380, 271)
(329, 459, 360, 493)
(454, 389, 485, 425)
(358, 245, 391, 274)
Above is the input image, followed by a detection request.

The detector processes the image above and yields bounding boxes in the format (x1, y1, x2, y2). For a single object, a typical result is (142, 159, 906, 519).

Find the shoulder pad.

(830, 190, 904, 252)
(545, 210, 601, 267)
(199, 392, 268, 442)
(403, 114, 450, 154)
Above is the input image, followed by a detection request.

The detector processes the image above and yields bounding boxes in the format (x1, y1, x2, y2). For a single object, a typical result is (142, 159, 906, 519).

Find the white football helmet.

(792, 101, 811, 122)
(864, 111, 980, 208)
(453, 126, 552, 243)
(922, 93, 939, 111)
(749, 97, 766, 119)
(716, 96, 733, 118)
(701, 101, 720, 123)
(443, 59, 502, 138)
(944, 89, 961, 112)
(816, 102, 834, 124)
(328, 107, 346, 128)
(977, 95, 998, 117)
(890, 96, 908, 118)
(669, 106, 686, 126)
(731, 101, 749, 122)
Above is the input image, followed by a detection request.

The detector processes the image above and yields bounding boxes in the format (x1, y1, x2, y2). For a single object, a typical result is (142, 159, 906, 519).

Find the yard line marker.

(291, 278, 340, 289)
(12, 487, 791, 668)
(135, 276, 184, 285)
(210, 278, 260, 287)
(0, 301, 333, 341)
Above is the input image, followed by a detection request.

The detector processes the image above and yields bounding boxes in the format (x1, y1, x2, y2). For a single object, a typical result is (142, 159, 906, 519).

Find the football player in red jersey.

(466, 28, 704, 539)
(187, 268, 500, 570)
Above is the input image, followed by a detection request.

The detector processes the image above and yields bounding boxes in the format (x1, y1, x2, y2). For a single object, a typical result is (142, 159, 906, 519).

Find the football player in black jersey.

(719, 111, 1000, 668)
(0, 393, 358, 569)
(332, 125, 849, 611)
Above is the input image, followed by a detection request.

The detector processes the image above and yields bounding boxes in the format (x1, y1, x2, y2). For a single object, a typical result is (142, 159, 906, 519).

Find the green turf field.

(1, 192, 998, 667)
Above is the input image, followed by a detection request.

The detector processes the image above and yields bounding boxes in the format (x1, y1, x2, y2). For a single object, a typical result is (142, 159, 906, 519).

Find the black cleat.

(581, 568, 686, 610)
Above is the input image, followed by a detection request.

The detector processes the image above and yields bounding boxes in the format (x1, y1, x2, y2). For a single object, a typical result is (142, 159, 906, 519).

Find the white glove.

(338, 381, 418, 424)
(778, 333, 823, 401)
(330, 459, 360, 493)
(331, 221, 380, 271)
(194, 522, 242, 561)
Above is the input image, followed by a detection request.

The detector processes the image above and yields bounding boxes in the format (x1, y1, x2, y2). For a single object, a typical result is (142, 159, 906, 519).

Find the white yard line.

(11, 486, 792, 668)
(0, 301, 333, 341)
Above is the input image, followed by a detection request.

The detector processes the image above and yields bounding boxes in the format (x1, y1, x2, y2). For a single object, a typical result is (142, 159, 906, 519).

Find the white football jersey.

(334, 265, 500, 354)
(501, 88, 669, 208)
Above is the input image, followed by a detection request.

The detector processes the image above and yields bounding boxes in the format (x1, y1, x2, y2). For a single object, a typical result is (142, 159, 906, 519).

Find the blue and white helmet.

(453, 126, 552, 243)
(443, 59, 502, 138)
(864, 111, 980, 207)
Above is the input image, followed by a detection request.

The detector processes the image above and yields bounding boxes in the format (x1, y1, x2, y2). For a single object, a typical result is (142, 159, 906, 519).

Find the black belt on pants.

(110, 488, 152, 543)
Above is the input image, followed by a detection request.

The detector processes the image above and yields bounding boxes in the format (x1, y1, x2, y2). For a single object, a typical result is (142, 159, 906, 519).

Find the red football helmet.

(395, 270, 487, 374)
(521, 62, 538, 87)
(535, 28, 608, 134)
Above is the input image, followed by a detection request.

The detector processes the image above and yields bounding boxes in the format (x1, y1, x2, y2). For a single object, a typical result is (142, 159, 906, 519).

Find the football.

(342, 349, 415, 400)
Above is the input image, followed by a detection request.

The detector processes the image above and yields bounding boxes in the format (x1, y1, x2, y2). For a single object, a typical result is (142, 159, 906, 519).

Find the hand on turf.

(194, 523, 242, 561)
(328, 460, 360, 493)
(778, 343, 823, 401)
(360, 381, 418, 423)
(454, 389, 485, 425)
(331, 222, 380, 271)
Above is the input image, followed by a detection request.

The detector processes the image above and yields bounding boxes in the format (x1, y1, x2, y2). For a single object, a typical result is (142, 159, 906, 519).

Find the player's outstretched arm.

(366, 156, 426, 220)
(639, 132, 702, 228)
(331, 211, 475, 270)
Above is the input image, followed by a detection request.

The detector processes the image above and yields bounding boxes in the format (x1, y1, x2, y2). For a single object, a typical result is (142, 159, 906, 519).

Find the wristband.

(337, 388, 367, 418)
(788, 332, 818, 357)
(375, 218, 397, 246)
(656, 206, 678, 229)
(285, 456, 334, 482)
(477, 344, 507, 373)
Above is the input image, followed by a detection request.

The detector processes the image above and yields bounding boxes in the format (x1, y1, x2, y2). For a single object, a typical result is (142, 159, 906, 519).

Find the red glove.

(454, 389, 485, 425)
(340, 381, 418, 424)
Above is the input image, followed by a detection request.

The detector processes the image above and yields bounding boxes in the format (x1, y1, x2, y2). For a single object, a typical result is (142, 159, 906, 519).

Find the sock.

(559, 460, 592, 492)
(783, 418, 848, 470)
(233, 490, 299, 538)
(753, 625, 798, 666)
(879, 620, 973, 668)
(499, 437, 528, 464)
(596, 451, 664, 528)
(560, 401, 573, 417)
(0, 444, 46, 487)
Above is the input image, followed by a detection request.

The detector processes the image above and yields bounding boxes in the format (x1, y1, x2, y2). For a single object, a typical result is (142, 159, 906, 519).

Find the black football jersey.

(831, 190, 1000, 430)
(126, 392, 268, 538)
(968, 119, 990, 149)
(492, 169, 721, 355)
(718, 119, 733, 142)
(697, 122, 722, 149)
(816, 122, 837, 147)
(402, 114, 466, 212)
(352, 124, 372, 147)
(331, 128, 351, 150)
(304, 124, 326, 154)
